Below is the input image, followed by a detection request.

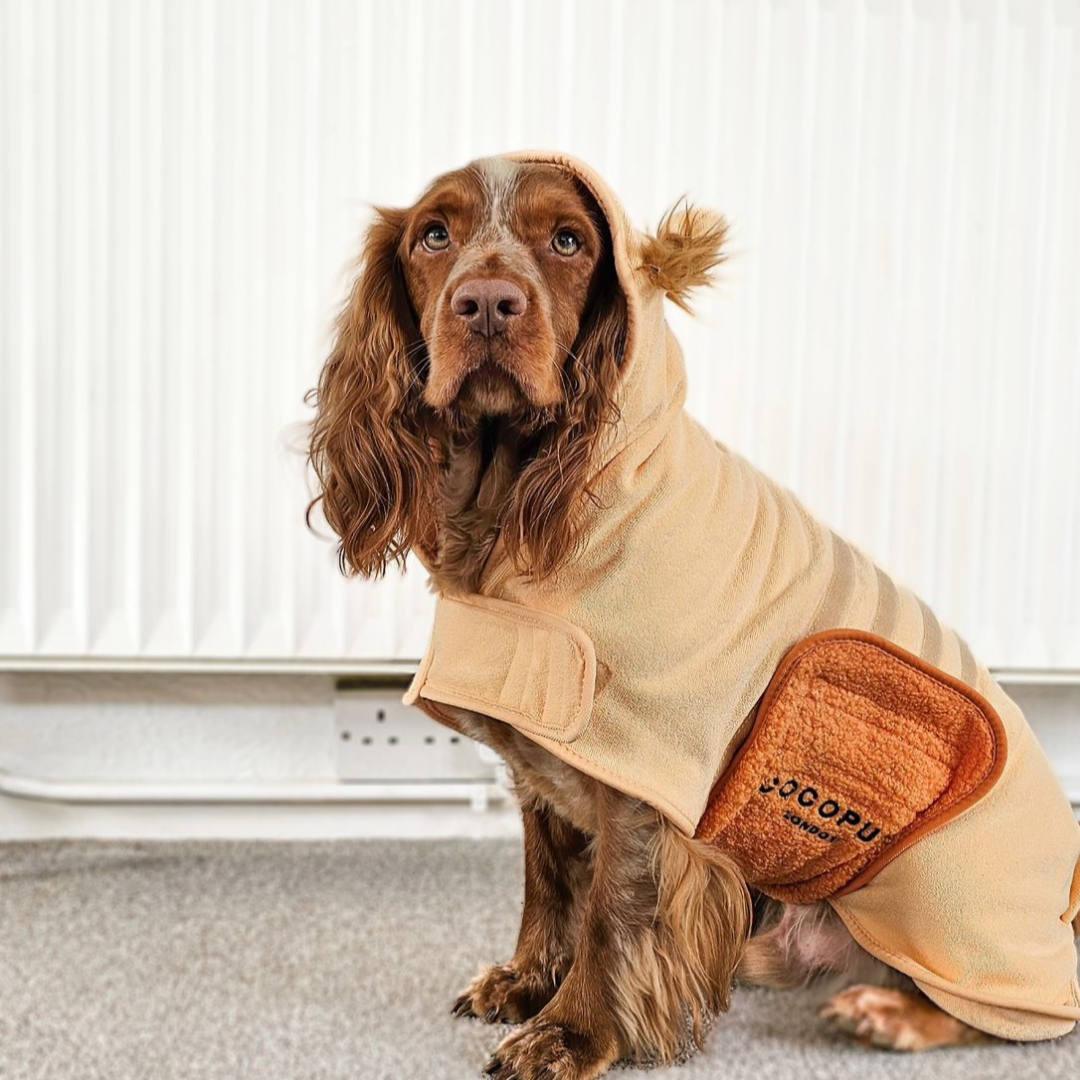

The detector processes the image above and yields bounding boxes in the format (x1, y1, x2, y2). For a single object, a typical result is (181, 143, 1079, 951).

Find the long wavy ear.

(639, 200, 729, 313)
(306, 208, 437, 577)
(504, 245, 628, 581)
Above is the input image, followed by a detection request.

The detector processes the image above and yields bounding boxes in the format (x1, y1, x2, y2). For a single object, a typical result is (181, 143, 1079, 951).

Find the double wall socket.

(334, 686, 497, 783)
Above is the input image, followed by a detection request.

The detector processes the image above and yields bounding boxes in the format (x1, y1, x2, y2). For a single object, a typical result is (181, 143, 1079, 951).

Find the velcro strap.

(403, 594, 596, 743)
(695, 629, 1007, 902)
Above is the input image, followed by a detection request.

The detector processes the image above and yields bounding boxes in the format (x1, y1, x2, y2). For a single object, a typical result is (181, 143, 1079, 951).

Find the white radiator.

(1, 0, 1078, 672)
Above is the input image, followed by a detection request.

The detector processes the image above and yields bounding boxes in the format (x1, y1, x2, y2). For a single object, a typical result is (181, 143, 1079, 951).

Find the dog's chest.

(457, 710, 605, 836)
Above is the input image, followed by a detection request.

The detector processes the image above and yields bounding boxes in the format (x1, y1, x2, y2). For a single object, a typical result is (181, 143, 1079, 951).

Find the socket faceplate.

(334, 687, 495, 783)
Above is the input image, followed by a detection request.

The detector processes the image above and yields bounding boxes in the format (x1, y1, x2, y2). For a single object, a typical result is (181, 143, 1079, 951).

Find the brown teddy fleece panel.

(695, 630, 1007, 903)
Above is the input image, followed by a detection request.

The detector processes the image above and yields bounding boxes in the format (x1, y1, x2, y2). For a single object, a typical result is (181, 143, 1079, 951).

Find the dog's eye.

(552, 230, 581, 257)
(422, 224, 451, 252)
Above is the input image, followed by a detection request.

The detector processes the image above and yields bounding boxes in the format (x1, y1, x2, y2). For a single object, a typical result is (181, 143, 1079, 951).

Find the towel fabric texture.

(403, 151, 1080, 1041)
(696, 629, 1007, 905)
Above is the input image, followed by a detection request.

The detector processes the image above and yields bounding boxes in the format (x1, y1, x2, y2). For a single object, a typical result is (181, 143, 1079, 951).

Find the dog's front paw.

(451, 963, 558, 1025)
(484, 1017, 617, 1080)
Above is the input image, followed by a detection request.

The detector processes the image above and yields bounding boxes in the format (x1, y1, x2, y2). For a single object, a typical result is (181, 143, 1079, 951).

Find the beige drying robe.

(403, 151, 1080, 1041)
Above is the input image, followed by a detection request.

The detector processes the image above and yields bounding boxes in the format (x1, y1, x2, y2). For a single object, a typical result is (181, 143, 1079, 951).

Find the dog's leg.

(738, 926, 808, 989)
(485, 792, 751, 1080)
(453, 798, 590, 1024)
(739, 901, 892, 990)
(821, 986, 992, 1050)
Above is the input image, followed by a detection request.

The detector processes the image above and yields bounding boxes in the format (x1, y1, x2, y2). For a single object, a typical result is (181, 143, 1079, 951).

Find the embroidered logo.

(758, 777, 881, 845)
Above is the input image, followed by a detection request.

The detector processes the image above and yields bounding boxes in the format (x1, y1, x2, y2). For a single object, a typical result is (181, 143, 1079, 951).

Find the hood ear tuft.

(638, 200, 729, 313)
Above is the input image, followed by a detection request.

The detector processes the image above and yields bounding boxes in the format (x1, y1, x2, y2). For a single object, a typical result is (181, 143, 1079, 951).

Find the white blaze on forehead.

(473, 156, 522, 241)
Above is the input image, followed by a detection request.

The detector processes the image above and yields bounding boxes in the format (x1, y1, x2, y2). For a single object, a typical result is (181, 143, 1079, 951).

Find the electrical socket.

(334, 687, 497, 782)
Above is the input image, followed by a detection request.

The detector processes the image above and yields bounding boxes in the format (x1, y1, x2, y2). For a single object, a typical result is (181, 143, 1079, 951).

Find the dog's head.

(307, 154, 727, 580)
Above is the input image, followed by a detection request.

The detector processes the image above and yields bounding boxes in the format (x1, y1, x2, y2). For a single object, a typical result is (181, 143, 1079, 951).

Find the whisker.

(553, 340, 582, 366)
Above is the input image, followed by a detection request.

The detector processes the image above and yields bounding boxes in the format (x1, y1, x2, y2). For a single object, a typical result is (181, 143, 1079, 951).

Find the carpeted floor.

(0, 839, 1076, 1080)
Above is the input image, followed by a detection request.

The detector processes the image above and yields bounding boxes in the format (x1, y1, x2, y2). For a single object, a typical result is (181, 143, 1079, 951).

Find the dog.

(307, 152, 1080, 1079)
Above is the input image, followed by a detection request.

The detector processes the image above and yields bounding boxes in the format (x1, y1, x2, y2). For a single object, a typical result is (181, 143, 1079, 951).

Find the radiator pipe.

(0, 766, 504, 811)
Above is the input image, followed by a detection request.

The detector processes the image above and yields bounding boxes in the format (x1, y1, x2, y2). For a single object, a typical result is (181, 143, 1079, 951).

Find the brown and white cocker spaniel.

(306, 156, 1002, 1079)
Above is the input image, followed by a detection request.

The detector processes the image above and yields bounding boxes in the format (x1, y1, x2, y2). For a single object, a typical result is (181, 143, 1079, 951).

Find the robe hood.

(499, 151, 693, 483)
(402, 151, 1080, 1041)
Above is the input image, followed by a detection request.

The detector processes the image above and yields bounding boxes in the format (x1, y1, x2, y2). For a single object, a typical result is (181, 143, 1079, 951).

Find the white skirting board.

(0, 671, 1076, 841)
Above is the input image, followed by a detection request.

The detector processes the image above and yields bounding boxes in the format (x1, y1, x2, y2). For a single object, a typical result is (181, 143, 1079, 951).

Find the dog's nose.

(450, 278, 528, 337)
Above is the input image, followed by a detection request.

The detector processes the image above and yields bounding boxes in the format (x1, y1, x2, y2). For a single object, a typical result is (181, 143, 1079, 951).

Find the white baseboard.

(0, 801, 525, 842)
(0, 672, 1076, 841)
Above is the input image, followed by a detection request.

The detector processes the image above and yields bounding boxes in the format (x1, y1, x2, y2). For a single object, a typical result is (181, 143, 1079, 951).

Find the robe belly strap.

(404, 594, 597, 743)
(695, 629, 1008, 902)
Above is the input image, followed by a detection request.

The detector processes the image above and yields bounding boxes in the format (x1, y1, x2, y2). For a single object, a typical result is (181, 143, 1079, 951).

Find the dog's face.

(308, 156, 630, 579)
(397, 161, 609, 418)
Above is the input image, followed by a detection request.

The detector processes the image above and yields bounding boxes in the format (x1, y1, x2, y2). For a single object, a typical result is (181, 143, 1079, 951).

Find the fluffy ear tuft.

(639, 200, 729, 313)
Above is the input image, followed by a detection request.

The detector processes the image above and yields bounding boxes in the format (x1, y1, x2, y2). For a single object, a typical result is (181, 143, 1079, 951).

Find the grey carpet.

(0, 840, 1076, 1080)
